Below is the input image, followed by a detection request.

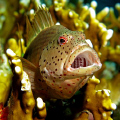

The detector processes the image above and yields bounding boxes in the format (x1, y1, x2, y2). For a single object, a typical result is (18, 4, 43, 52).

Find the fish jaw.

(64, 45, 102, 76)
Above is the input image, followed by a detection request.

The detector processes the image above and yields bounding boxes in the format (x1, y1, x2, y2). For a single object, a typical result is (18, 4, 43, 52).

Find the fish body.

(22, 7, 102, 99)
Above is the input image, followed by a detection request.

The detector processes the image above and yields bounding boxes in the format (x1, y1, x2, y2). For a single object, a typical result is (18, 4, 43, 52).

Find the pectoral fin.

(20, 57, 37, 89)
(19, 58, 47, 98)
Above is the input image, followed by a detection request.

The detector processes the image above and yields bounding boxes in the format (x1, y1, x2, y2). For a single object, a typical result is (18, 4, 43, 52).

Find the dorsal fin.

(26, 6, 54, 46)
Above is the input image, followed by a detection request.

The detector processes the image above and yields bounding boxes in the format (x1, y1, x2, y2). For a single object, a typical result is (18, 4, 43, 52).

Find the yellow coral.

(105, 6, 120, 29)
(0, 52, 12, 105)
(2, 0, 120, 119)
(83, 76, 116, 120)
(7, 38, 26, 57)
(49, 1, 88, 31)
(85, 7, 113, 54)
(73, 76, 116, 120)
(6, 49, 47, 120)
(96, 73, 120, 105)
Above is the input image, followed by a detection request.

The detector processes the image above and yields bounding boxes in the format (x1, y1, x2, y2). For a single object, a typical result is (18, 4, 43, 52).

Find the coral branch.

(6, 49, 47, 120)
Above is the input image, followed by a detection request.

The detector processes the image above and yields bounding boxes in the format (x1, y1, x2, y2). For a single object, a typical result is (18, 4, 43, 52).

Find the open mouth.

(64, 46, 102, 76)
(71, 51, 93, 68)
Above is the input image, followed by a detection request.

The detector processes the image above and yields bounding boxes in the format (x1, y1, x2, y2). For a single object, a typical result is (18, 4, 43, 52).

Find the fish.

(20, 6, 102, 99)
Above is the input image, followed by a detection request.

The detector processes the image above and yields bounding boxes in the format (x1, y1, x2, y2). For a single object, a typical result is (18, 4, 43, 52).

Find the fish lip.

(64, 45, 102, 76)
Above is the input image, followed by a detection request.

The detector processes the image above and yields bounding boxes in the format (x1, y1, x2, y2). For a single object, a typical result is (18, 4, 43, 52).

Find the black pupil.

(60, 39, 65, 43)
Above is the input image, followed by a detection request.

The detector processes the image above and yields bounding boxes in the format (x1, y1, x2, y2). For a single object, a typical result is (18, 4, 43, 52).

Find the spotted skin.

(23, 24, 102, 99)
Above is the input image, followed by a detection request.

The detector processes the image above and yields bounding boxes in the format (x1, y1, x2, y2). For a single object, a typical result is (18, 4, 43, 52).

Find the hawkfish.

(20, 7, 102, 99)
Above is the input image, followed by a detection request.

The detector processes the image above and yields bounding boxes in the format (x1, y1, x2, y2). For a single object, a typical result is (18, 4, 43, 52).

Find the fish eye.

(58, 36, 67, 45)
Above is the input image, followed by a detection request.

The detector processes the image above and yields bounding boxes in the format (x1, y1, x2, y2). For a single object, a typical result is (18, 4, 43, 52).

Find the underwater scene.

(0, 0, 120, 119)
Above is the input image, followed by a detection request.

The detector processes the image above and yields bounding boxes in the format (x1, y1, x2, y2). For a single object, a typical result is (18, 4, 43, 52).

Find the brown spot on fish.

(65, 51, 68, 54)
(67, 84, 71, 86)
(24, 7, 101, 99)
(60, 90, 63, 93)
(41, 71, 45, 74)
(82, 82, 84, 85)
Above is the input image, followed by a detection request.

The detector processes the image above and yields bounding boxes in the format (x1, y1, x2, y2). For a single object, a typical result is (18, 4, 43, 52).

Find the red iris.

(58, 36, 67, 45)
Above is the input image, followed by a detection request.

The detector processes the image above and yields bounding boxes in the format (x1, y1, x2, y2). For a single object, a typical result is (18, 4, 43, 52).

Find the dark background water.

(70, 0, 120, 16)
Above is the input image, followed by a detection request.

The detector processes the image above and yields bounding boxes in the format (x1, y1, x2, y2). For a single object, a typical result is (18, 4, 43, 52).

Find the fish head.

(39, 25, 102, 99)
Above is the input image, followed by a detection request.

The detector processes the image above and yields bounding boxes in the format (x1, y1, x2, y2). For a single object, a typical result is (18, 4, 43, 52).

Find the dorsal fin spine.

(49, 11, 54, 26)
(37, 10, 46, 28)
(42, 7, 50, 27)
(34, 15, 42, 31)
(26, 6, 54, 47)
(45, 8, 51, 27)
(32, 24, 37, 35)
(33, 18, 40, 33)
